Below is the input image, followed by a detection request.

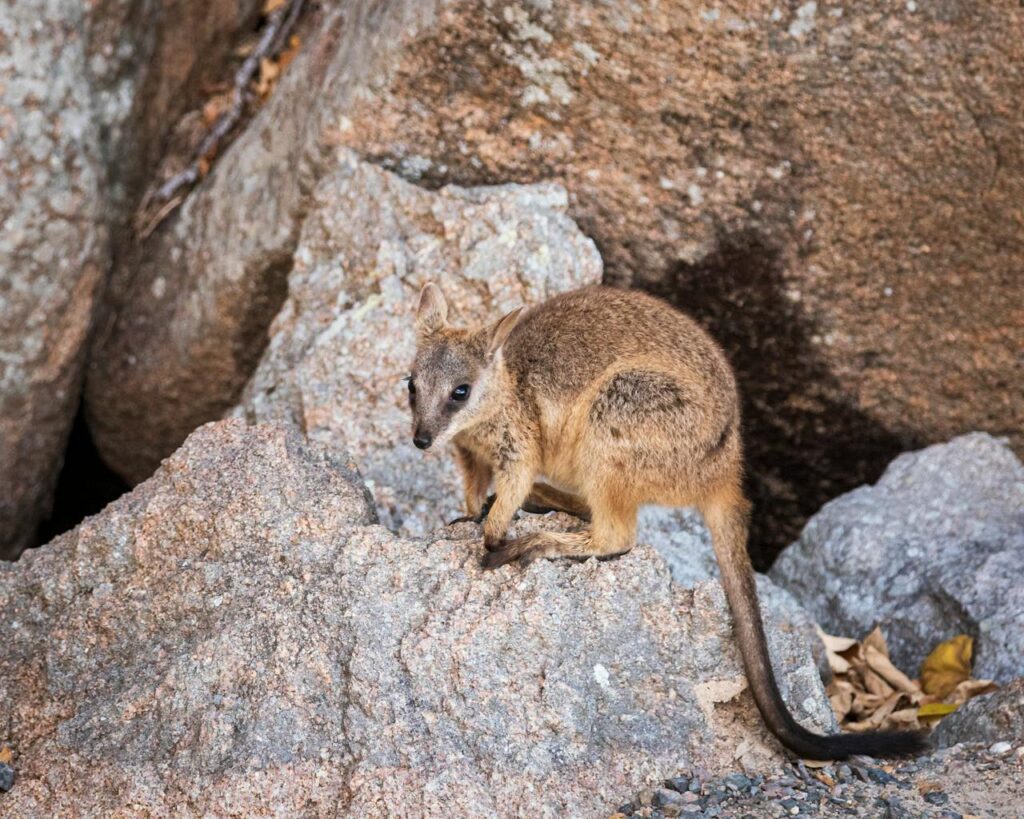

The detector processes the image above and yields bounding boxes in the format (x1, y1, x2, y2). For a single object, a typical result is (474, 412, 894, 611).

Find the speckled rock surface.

(0, 0, 264, 557)
(85, 1, 428, 484)
(234, 150, 600, 535)
(642, 506, 828, 679)
(934, 680, 1024, 748)
(0, 420, 835, 816)
(85, 0, 262, 217)
(771, 433, 1024, 682)
(0, 1, 108, 558)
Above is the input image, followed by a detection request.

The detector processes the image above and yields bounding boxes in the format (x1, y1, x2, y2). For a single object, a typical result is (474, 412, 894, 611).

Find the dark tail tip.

(779, 725, 931, 761)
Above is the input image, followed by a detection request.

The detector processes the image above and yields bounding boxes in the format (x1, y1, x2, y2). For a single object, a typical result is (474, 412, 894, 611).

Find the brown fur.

(407, 283, 927, 760)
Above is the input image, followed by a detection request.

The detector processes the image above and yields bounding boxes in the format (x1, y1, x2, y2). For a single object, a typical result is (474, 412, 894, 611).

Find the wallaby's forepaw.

(448, 494, 497, 526)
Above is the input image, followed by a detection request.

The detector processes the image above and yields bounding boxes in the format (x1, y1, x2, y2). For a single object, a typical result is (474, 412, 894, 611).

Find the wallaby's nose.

(413, 431, 433, 450)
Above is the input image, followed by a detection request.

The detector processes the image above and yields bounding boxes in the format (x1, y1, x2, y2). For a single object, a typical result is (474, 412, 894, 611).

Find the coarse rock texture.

(84, 0, 1024, 565)
(235, 150, 601, 535)
(0, 419, 836, 816)
(85, 0, 262, 217)
(85, 0, 425, 484)
(770, 433, 1024, 683)
(641, 506, 829, 680)
(934, 680, 1024, 748)
(0, 0, 263, 558)
(0, 1, 109, 558)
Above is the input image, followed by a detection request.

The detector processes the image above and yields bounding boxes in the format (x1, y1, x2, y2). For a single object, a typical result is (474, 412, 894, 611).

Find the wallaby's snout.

(413, 429, 433, 450)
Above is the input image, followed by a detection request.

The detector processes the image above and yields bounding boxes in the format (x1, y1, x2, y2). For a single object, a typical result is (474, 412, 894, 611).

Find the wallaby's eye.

(450, 384, 470, 402)
(407, 378, 416, 395)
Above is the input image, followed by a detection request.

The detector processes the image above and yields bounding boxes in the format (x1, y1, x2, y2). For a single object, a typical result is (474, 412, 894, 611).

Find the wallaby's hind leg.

(482, 494, 636, 568)
(522, 483, 592, 521)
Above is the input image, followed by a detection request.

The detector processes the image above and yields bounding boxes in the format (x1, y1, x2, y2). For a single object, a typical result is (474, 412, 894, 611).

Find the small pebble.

(665, 776, 691, 792)
(865, 766, 897, 785)
(653, 788, 685, 808)
(924, 791, 950, 806)
(724, 773, 752, 792)
(988, 741, 1012, 755)
(0, 762, 13, 792)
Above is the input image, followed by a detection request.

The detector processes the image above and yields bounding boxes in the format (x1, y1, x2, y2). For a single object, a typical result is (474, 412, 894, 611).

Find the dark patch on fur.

(496, 427, 519, 471)
(589, 370, 688, 426)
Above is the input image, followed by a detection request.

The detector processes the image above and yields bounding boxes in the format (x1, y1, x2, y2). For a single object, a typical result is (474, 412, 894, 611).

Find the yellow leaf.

(262, 0, 286, 13)
(0, 746, 10, 764)
(918, 702, 959, 718)
(920, 635, 973, 698)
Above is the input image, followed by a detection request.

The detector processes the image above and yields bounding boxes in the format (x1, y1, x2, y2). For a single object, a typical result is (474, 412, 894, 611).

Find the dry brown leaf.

(278, 35, 301, 72)
(817, 626, 857, 674)
(801, 758, 834, 768)
(949, 678, 998, 705)
(0, 746, 11, 764)
(202, 93, 233, 127)
(862, 667, 895, 699)
(262, 0, 286, 13)
(864, 644, 921, 697)
(254, 57, 280, 98)
(819, 625, 996, 736)
(920, 635, 973, 698)
(862, 626, 890, 658)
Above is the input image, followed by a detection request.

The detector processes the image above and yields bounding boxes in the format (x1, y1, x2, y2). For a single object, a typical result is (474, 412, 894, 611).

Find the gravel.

(613, 741, 1024, 818)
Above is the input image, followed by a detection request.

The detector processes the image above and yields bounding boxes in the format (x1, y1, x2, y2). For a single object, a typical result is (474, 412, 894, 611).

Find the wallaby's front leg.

(482, 459, 536, 551)
(449, 445, 493, 524)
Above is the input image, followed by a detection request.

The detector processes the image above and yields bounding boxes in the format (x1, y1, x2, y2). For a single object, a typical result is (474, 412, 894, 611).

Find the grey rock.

(771, 433, 1024, 681)
(0, 0, 263, 557)
(933, 680, 1024, 748)
(235, 150, 601, 537)
(85, 1, 450, 483)
(0, 419, 833, 816)
(0, 762, 13, 792)
(643, 506, 828, 682)
(0, 0, 108, 557)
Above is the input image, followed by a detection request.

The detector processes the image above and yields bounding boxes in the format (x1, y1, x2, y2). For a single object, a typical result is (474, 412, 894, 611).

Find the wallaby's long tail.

(701, 491, 929, 760)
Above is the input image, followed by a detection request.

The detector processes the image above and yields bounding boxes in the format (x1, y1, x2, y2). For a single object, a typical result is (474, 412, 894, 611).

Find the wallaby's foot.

(480, 538, 527, 568)
(480, 530, 597, 569)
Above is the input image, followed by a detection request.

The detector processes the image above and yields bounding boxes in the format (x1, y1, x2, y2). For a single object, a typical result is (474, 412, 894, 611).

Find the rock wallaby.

(407, 282, 927, 760)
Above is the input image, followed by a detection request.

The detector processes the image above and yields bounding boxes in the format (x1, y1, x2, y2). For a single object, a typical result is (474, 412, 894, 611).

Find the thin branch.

(137, 0, 305, 233)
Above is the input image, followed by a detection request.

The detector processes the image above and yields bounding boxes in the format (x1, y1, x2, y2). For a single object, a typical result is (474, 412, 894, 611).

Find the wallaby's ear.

(416, 283, 449, 335)
(487, 306, 523, 355)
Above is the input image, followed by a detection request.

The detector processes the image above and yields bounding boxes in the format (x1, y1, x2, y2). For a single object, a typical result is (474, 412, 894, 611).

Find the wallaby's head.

(406, 283, 522, 450)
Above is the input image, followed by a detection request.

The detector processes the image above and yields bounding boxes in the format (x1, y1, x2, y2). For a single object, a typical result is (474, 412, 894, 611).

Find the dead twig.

(136, 0, 305, 235)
